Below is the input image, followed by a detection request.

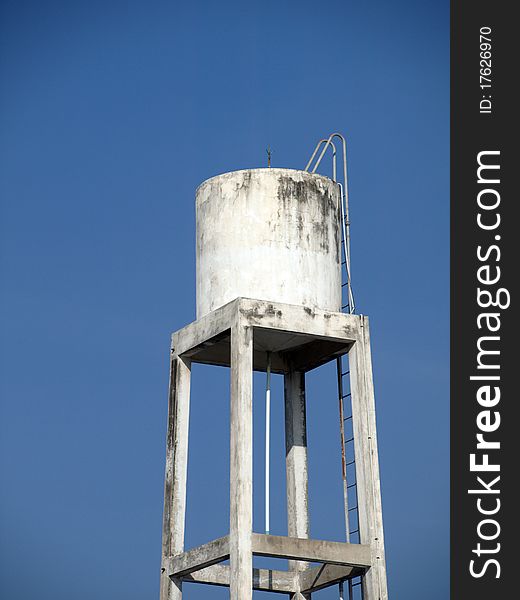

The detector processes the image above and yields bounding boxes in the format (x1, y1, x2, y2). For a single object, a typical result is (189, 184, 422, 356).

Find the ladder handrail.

(305, 132, 355, 313)
(305, 138, 337, 181)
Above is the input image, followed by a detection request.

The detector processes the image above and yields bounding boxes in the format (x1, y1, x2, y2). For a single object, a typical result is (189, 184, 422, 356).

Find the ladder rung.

(348, 505, 358, 512)
(347, 482, 357, 489)
(346, 459, 355, 465)
(344, 437, 354, 443)
(343, 415, 352, 421)
(342, 371, 350, 376)
(352, 580, 362, 587)
(342, 393, 351, 399)
(350, 529, 359, 535)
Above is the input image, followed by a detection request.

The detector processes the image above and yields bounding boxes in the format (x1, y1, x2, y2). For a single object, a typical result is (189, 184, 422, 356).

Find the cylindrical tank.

(195, 168, 341, 318)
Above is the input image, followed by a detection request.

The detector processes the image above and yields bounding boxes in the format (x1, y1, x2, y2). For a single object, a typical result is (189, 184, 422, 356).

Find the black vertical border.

(451, 1, 515, 598)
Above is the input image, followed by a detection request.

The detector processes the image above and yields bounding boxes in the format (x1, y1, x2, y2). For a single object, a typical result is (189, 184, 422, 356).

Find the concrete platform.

(172, 296, 359, 373)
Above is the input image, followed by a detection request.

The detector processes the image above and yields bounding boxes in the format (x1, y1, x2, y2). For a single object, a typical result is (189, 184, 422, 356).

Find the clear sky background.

(0, 1, 449, 599)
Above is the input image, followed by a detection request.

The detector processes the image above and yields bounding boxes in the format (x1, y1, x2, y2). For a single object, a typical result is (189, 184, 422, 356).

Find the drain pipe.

(265, 352, 272, 534)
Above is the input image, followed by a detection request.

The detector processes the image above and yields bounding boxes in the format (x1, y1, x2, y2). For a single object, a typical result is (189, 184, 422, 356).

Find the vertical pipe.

(265, 352, 271, 534)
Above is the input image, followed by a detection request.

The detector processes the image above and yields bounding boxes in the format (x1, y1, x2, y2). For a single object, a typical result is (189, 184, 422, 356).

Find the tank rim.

(195, 167, 337, 195)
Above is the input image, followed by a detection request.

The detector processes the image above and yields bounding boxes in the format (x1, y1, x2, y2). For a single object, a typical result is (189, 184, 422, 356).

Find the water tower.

(159, 134, 388, 600)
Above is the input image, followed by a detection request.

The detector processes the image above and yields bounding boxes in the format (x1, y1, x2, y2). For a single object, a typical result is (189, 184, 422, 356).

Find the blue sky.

(0, 1, 449, 598)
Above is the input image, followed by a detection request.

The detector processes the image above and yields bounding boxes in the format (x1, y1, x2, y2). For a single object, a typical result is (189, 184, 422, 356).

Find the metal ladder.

(305, 134, 363, 600)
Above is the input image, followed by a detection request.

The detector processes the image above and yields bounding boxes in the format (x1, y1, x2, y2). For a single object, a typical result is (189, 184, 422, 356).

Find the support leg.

(229, 321, 253, 600)
(284, 370, 311, 599)
(160, 354, 191, 600)
(350, 317, 388, 600)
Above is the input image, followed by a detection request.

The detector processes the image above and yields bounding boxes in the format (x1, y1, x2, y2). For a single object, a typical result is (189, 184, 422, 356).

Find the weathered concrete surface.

(252, 533, 371, 567)
(229, 320, 253, 600)
(299, 564, 360, 593)
(196, 169, 341, 318)
(172, 297, 360, 365)
(179, 562, 362, 595)
(284, 369, 310, 576)
(168, 535, 229, 577)
(160, 355, 191, 600)
(350, 316, 388, 600)
(181, 564, 297, 594)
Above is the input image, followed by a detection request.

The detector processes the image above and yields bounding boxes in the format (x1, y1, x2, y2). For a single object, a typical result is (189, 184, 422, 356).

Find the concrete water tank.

(195, 168, 342, 318)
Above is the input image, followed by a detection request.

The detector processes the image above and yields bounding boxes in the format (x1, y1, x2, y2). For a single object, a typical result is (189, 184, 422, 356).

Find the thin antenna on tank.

(266, 146, 272, 168)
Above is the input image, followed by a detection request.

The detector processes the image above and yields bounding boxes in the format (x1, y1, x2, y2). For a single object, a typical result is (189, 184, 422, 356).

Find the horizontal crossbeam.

(182, 562, 363, 594)
(168, 533, 371, 579)
(238, 298, 360, 342)
(168, 535, 229, 577)
(182, 564, 297, 594)
(167, 534, 370, 594)
(252, 533, 371, 568)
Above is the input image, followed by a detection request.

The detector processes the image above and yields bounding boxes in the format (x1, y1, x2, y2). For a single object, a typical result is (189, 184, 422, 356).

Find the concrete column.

(349, 316, 388, 600)
(160, 354, 191, 600)
(229, 321, 253, 600)
(284, 369, 310, 595)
